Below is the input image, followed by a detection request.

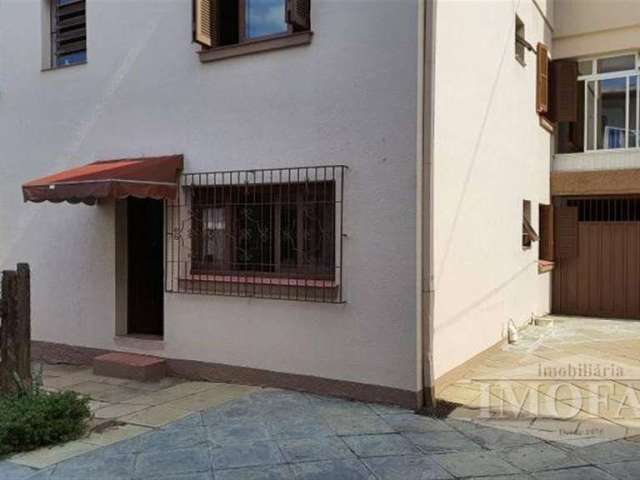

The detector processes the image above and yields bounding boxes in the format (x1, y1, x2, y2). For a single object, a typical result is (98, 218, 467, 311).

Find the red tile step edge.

(93, 352, 166, 382)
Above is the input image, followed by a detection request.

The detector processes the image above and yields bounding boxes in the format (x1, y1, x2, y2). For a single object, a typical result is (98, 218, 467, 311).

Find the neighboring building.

(551, 1, 640, 320)
(3, 0, 632, 410)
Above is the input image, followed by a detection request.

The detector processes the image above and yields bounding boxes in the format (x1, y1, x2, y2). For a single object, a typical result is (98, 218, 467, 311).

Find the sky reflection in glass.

(246, 0, 287, 39)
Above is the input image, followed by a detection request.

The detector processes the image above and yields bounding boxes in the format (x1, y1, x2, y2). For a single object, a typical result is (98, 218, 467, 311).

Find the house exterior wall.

(553, 0, 640, 59)
(0, 0, 419, 394)
(430, 0, 553, 380)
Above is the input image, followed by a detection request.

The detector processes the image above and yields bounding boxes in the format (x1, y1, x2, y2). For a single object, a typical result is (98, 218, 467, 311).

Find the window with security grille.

(166, 166, 345, 303)
(51, 0, 86, 67)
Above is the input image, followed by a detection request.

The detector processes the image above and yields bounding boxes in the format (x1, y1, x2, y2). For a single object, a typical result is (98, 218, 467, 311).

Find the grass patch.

(0, 387, 91, 457)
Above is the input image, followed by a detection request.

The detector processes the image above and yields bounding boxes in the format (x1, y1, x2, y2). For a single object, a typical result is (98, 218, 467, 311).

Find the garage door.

(553, 197, 640, 319)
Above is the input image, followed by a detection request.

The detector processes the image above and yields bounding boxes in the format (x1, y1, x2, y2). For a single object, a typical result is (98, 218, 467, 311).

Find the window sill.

(41, 61, 87, 73)
(538, 260, 555, 274)
(199, 31, 313, 63)
(181, 273, 336, 288)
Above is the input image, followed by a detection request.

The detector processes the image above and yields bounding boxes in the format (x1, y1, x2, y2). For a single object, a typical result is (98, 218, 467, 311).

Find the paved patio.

(1, 316, 640, 479)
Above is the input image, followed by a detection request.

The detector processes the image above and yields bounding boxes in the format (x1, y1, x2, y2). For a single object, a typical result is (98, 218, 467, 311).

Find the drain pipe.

(417, 0, 437, 411)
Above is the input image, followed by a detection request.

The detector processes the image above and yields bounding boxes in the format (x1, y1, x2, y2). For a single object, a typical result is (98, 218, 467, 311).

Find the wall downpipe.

(417, 0, 437, 411)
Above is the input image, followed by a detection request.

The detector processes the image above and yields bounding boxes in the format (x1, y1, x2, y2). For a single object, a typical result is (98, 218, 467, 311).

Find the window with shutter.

(555, 206, 579, 260)
(287, 0, 310, 31)
(193, 0, 213, 47)
(522, 200, 539, 249)
(536, 43, 550, 115)
(552, 60, 578, 123)
(515, 16, 525, 65)
(196, 0, 312, 62)
(539, 204, 554, 262)
(51, 0, 87, 68)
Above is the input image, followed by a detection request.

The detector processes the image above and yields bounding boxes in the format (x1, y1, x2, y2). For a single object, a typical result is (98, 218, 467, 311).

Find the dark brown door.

(553, 198, 640, 319)
(127, 198, 164, 336)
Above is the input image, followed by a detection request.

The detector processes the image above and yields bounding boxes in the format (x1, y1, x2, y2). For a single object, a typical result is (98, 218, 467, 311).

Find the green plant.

(0, 382, 91, 457)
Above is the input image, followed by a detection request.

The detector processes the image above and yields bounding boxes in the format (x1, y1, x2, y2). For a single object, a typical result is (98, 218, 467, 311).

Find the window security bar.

(165, 165, 346, 303)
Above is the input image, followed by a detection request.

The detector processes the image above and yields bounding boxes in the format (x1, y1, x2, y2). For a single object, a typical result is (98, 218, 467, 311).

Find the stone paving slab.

(2, 387, 640, 479)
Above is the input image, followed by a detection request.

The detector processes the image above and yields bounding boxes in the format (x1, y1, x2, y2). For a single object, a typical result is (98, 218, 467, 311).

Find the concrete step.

(93, 352, 166, 382)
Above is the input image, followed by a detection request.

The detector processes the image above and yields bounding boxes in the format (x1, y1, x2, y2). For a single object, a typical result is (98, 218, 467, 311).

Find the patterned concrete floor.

(2, 316, 640, 479)
(1, 387, 640, 479)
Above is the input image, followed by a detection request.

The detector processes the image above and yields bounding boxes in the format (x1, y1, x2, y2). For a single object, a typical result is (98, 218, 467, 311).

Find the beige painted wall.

(431, 0, 552, 380)
(554, 0, 640, 59)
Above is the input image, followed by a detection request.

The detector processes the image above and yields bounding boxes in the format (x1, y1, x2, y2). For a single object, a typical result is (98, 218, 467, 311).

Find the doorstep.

(93, 352, 167, 382)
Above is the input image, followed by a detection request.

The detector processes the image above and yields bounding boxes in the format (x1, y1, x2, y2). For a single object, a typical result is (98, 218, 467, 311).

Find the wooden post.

(15, 264, 31, 388)
(0, 270, 18, 393)
(0, 264, 31, 394)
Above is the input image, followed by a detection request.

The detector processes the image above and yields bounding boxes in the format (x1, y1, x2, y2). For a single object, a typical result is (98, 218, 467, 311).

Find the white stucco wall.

(0, 0, 418, 392)
(431, 0, 552, 379)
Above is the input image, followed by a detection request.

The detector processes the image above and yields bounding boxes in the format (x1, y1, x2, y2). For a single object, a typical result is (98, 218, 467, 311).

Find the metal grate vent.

(560, 196, 640, 222)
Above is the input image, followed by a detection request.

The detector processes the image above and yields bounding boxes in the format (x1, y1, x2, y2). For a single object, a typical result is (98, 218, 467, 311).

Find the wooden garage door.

(553, 197, 640, 319)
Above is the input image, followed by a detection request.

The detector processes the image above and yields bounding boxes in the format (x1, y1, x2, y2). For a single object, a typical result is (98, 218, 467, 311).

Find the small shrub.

(0, 388, 91, 457)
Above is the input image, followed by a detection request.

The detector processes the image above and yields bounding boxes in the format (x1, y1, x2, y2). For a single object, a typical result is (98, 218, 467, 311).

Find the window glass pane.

(631, 76, 638, 148)
(56, 51, 86, 67)
(578, 60, 593, 76)
(597, 77, 627, 149)
(57, 0, 79, 5)
(597, 55, 635, 74)
(586, 80, 596, 150)
(236, 205, 273, 271)
(245, 0, 287, 39)
(202, 208, 225, 265)
(280, 205, 298, 269)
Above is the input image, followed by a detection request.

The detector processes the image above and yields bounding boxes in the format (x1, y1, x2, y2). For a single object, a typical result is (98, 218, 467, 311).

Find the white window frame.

(577, 52, 640, 153)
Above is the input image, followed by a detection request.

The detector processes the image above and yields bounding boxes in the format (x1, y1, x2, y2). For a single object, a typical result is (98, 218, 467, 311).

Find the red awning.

(22, 155, 184, 205)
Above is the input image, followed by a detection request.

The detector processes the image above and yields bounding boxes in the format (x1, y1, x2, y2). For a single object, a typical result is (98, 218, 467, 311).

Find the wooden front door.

(553, 197, 640, 319)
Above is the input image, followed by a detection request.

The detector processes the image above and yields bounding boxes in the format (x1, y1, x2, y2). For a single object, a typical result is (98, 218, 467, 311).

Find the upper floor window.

(556, 53, 640, 154)
(194, 0, 311, 62)
(51, 0, 86, 67)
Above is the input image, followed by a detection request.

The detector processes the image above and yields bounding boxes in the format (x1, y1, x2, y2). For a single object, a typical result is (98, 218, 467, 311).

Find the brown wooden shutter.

(536, 43, 550, 115)
(193, 0, 214, 47)
(555, 206, 579, 259)
(539, 204, 554, 261)
(551, 60, 578, 122)
(287, 0, 310, 31)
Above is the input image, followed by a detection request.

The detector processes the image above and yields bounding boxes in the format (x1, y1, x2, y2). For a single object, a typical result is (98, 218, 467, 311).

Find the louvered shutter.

(287, 0, 311, 31)
(555, 206, 579, 259)
(539, 204, 554, 261)
(552, 60, 578, 122)
(193, 0, 214, 47)
(536, 43, 550, 115)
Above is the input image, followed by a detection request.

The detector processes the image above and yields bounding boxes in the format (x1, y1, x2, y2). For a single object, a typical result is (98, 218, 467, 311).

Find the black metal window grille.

(560, 196, 640, 222)
(51, 0, 87, 68)
(166, 166, 346, 303)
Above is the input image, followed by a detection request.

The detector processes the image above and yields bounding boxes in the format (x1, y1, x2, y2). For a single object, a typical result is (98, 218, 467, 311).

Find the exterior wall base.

(32, 341, 419, 409)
